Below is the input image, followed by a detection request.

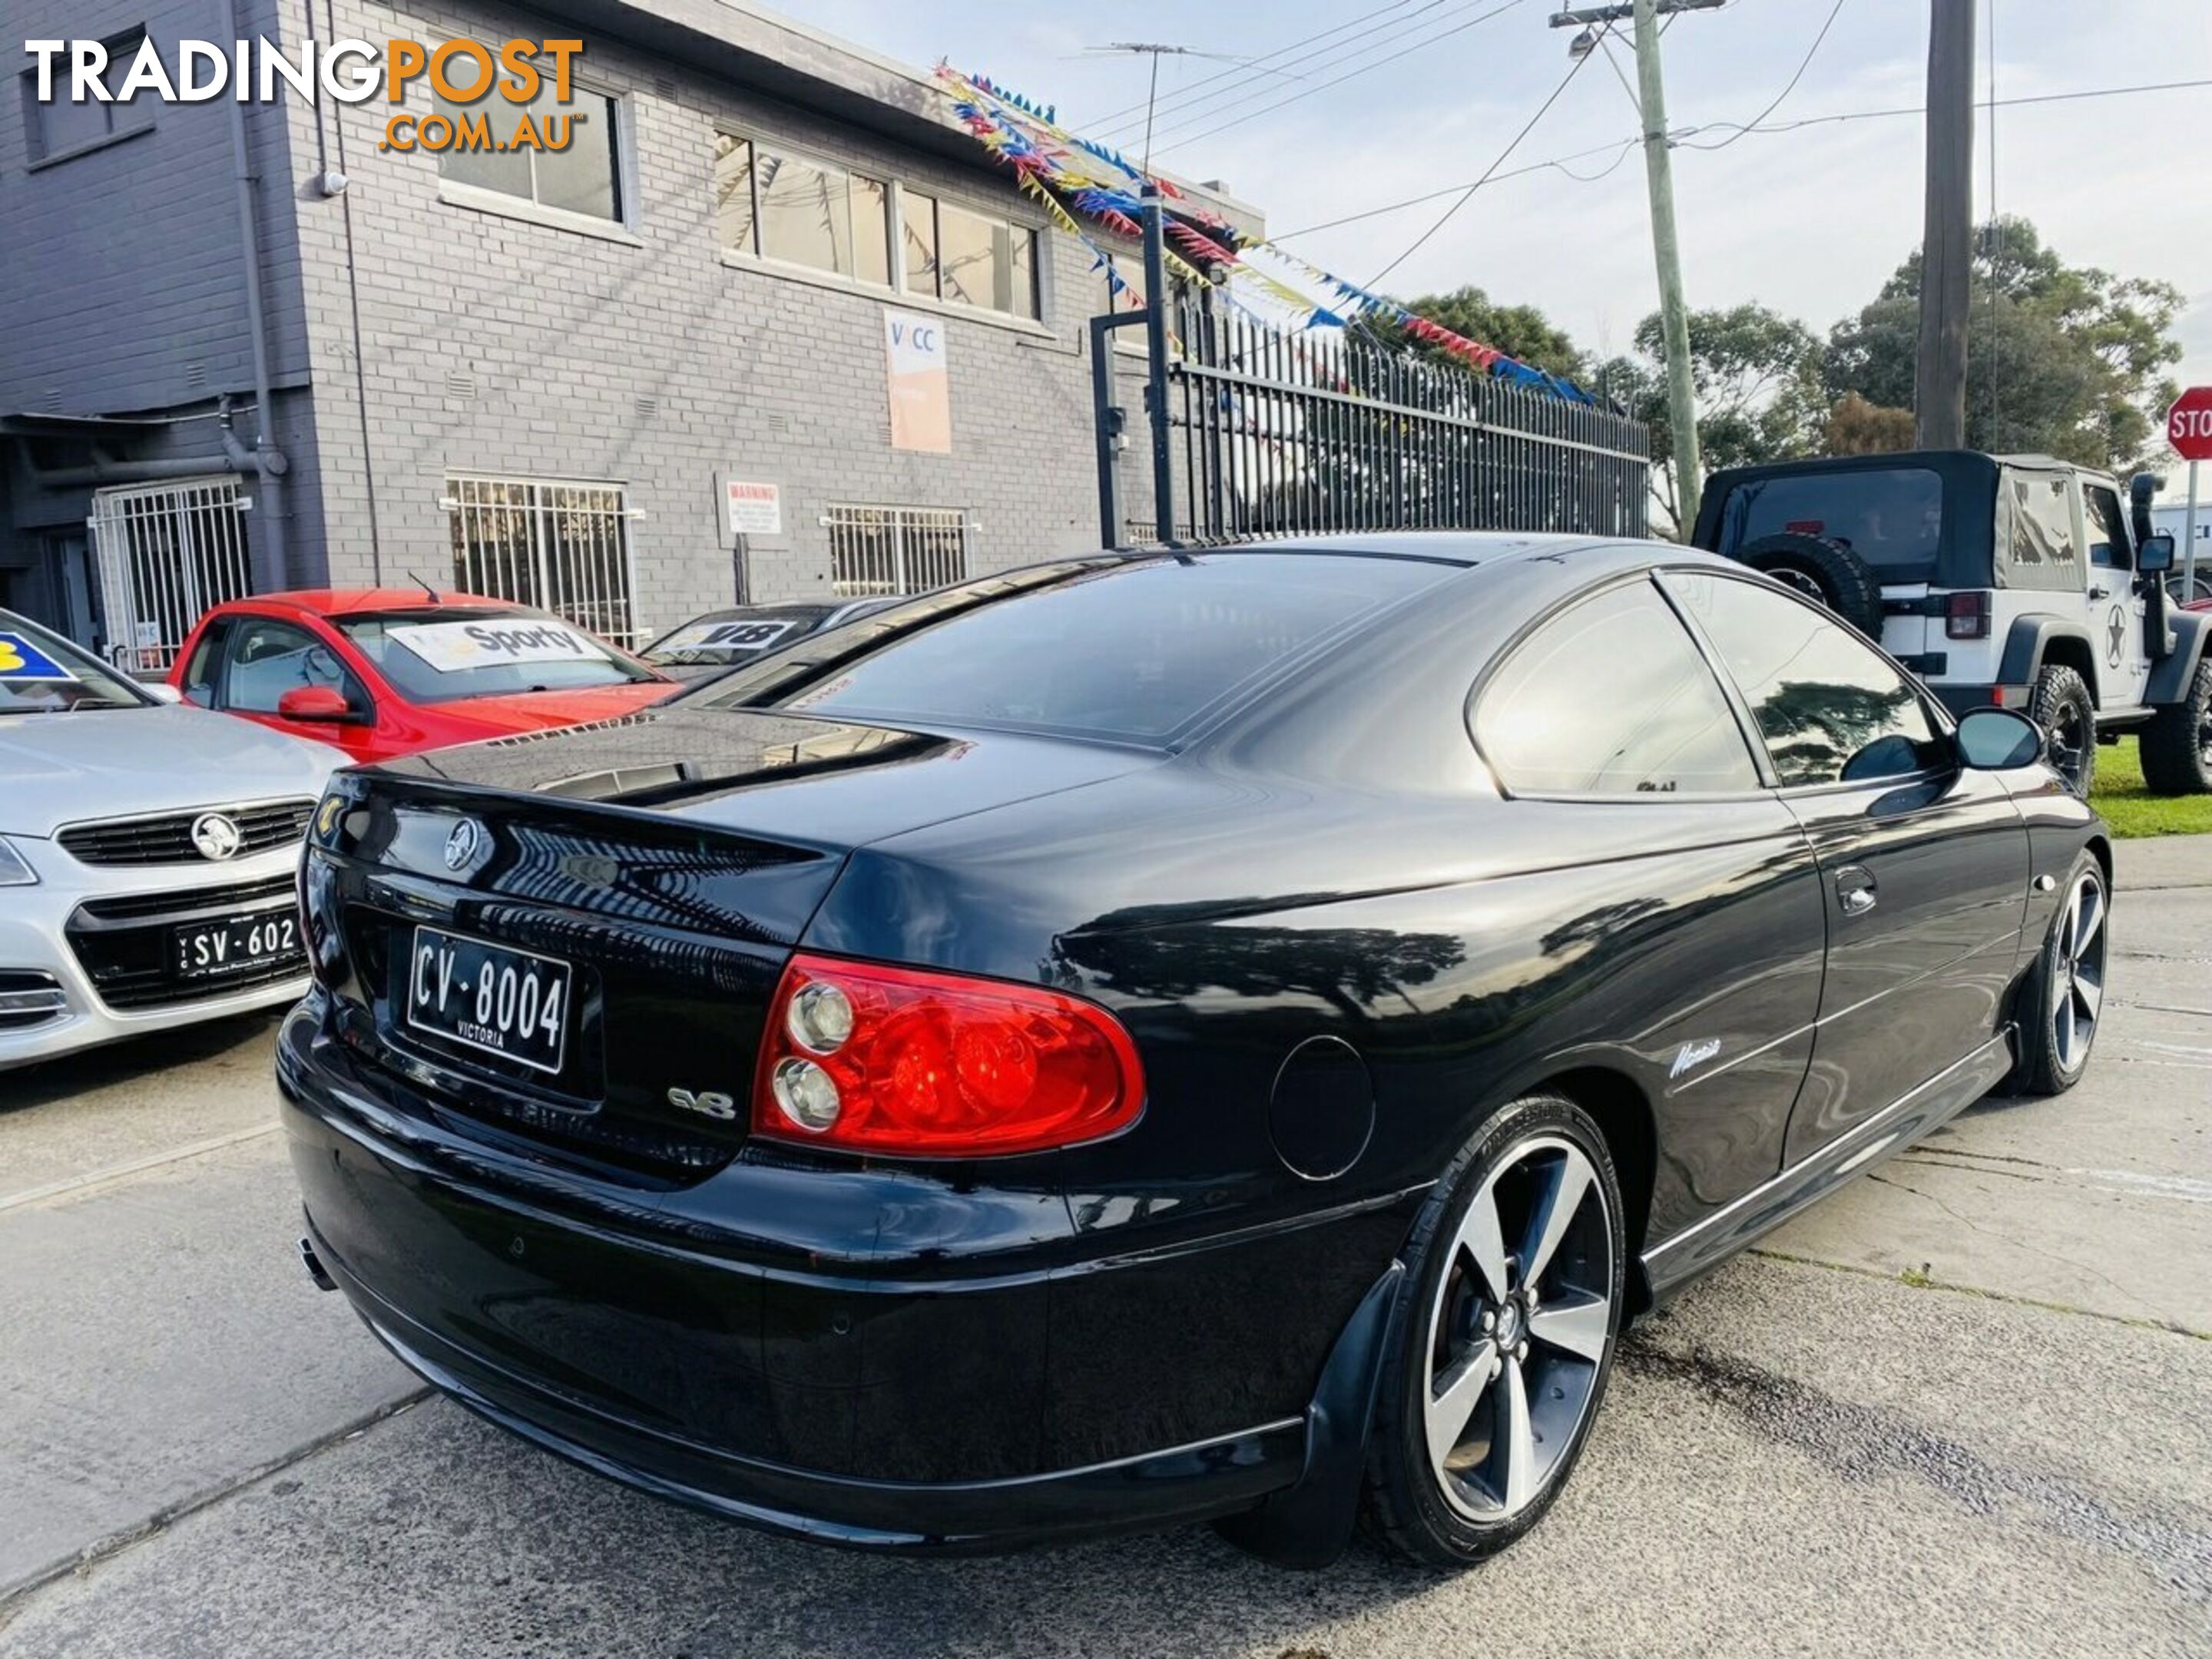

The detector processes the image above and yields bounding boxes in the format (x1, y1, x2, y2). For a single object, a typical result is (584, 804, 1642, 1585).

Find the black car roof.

(1167, 531, 1611, 569)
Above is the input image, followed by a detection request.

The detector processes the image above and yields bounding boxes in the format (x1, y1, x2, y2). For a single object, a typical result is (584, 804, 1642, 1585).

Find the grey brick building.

(0, 1, 1261, 658)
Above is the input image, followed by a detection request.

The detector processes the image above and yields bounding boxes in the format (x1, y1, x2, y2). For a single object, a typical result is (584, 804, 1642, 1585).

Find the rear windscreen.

(1714, 469, 1945, 571)
(720, 552, 1451, 743)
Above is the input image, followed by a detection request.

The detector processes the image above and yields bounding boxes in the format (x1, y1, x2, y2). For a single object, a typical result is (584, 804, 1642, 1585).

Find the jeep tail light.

(1946, 591, 1992, 640)
(753, 953, 1145, 1156)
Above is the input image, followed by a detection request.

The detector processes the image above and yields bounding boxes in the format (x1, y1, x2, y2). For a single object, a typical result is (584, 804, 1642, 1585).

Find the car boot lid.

(354, 704, 1160, 850)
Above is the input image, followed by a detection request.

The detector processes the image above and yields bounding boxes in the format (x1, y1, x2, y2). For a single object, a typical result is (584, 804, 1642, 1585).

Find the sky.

(791, 0, 2212, 482)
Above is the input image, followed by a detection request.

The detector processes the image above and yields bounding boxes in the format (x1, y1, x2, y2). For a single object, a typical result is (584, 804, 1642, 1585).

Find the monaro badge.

(1670, 1038, 1722, 1080)
(444, 818, 487, 873)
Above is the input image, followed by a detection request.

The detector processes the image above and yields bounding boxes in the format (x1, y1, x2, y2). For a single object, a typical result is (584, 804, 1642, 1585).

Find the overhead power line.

(1671, 75, 2212, 146)
(1084, 0, 1453, 137)
(1150, 0, 1535, 155)
(1276, 137, 1647, 238)
(1364, 42, 1595, 287)
(1270, 76, 2212, 237)
(1684, 0, 1849, 154)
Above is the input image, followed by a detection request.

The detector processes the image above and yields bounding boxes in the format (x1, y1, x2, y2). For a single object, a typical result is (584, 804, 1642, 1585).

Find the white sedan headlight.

(0, 839, 39, 887)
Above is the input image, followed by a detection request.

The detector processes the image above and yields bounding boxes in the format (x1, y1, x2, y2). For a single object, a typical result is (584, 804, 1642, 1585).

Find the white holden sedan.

(0, 609, 344, 1070)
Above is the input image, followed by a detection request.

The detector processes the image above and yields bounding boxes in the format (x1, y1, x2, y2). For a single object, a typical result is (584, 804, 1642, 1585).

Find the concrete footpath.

(1, 839, 2207, 1658)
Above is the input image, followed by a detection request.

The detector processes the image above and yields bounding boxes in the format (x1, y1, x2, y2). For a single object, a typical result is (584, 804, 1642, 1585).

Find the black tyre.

(2139, 660, 2212, 796)
(2004, 850, 2109, 1098)
(1363, 1093, 1624, 1567)
(1737, 533, 1886, 640)
(2027, 664, 2097, 797)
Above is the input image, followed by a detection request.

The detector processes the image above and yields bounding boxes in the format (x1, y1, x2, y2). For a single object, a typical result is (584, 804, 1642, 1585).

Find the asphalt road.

(3, 839, 2208, 1659)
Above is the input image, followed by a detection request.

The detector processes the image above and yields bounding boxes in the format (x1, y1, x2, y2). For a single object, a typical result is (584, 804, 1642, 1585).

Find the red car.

(171, 590, 674, 764)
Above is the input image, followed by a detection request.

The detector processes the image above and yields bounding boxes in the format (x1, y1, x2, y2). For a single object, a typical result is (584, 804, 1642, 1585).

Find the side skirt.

(1642, 1028, 2016, 1302)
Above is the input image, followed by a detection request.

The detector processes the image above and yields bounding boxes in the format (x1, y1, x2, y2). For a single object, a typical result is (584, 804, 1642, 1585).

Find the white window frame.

(824, 505, 972, 598)
(714, 131, 896, 290)
(429, 45, 640, 243)
(442, 474, 643, 646)
(899, 187, 1041, 323)
(713, 131, 1051, 333)
(88, 475, 253, 672)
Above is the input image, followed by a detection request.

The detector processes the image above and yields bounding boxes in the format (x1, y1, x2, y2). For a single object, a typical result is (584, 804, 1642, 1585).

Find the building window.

(434, 78, 625, 224)
(901, 191, 1038, 320)
(826, 505, 970, 597)
(22, 26, 152, 162)
(444, 476, 638, 644)
(716, 135, 891, 285)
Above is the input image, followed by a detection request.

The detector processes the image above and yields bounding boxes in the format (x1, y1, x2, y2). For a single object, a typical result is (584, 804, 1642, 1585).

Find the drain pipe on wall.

(228, 0, 289, 588)
(317, 0, 385, 585)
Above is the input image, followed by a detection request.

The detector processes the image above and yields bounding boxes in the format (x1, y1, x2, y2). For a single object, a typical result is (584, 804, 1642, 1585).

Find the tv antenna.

(1091, 42, 1239, 172)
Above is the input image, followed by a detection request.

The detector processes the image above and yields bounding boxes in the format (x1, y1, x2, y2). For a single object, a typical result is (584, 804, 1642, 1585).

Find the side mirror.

(142, 682, 184, 705)
(1955, 707, 2045, 770)
(276, 684, 355, 722)
(2139, 533, 2177, 574)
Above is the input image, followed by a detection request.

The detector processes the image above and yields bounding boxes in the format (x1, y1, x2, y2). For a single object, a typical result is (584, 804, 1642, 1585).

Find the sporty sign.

(280, 537, 2106, 1569)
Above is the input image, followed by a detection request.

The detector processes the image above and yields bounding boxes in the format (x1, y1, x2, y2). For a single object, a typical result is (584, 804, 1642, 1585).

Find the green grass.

(2091, 735, 2212, 838)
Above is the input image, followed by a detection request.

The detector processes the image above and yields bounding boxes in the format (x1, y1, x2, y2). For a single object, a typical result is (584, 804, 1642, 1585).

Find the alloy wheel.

(2051, 867, 2108, 1073)
(1423, 1135, 1614, 1522)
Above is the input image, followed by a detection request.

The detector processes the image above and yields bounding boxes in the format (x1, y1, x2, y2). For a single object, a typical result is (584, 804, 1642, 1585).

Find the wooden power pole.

(1551, 0, 1723, 534)
(1631, 0, 1702, 533)
(1916, 0, 1976, 450)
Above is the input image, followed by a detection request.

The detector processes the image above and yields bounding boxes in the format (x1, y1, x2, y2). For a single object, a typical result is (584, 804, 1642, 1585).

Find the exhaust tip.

(298, 1235, 337, 1293)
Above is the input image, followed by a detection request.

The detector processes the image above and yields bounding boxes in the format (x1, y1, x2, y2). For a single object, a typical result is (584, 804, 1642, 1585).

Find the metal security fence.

(826, 505, 971, 596)
(88, 477, 253, 672)
(1119, 294, 1649, 545)
(445, 476, 639, 644)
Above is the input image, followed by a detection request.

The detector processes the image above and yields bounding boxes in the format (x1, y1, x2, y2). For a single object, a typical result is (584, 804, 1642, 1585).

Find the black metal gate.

(1096, 291, 1650, 547)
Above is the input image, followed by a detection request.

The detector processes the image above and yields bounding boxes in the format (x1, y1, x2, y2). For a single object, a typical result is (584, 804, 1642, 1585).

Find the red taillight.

(752, 953, 1145, 1157)
(1945, 590, 1991, 640)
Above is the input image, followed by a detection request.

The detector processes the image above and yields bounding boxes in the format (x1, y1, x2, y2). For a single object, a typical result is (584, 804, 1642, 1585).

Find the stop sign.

(2169, 387, 2212, 462)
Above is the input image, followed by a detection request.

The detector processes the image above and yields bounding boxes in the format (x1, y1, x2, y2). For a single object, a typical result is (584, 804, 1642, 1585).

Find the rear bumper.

(311, 1229, 1303, 1551)
(276, 1003, 1407, 1553)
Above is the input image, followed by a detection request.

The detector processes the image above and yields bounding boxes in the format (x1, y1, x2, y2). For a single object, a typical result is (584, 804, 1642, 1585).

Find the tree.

(1824, 392, 1917, 455)
(1385, 285, 1586, 379)
(1593, 303, 1826, 532)
(1826, 216, 2183, 471)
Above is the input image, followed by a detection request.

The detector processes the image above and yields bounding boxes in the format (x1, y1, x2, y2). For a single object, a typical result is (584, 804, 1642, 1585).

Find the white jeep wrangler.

(1695, 449, 2210, 798)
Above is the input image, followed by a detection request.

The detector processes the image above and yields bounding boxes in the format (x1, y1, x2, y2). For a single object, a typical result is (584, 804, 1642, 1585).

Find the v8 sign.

(2168, 387, 2212, 462)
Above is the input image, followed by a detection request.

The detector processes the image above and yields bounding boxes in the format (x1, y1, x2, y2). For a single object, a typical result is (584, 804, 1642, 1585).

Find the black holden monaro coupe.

(281, 535, 2108, 1568)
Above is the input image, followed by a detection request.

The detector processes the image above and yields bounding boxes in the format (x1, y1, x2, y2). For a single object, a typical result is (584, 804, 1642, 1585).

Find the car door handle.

(1836, 866, 1878, 916)
(2089, 585, 2113, 600)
